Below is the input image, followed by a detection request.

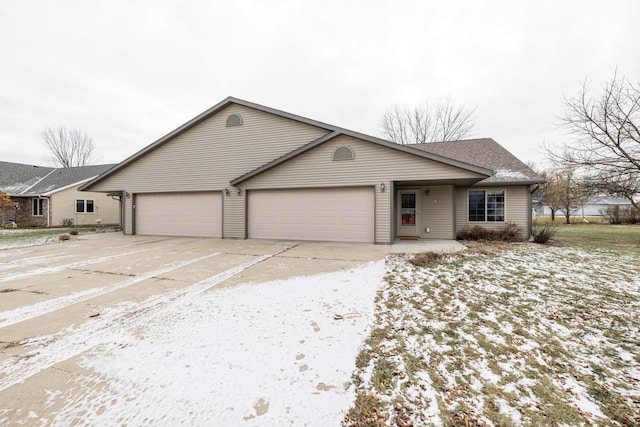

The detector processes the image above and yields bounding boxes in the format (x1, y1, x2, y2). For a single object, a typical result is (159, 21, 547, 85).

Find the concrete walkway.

(389, 239, 467, 254)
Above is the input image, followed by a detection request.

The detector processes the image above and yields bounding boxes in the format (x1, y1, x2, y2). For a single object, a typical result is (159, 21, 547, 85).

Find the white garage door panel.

(248, 188, 374, 243)
(136, 193, 222, 237)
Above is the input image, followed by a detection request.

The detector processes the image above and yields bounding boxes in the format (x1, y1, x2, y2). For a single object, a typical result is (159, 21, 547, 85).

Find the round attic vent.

(333, 146, 354, 161)
(226, 114, 243, 127)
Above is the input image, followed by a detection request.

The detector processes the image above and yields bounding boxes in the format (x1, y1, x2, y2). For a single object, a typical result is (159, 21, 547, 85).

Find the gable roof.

(82, 97, 494, 190)
(0, 161, 116, 196)
(0, 161, 55, 195)
(230, 130, 494, 186)
(409, 139, 545, 185)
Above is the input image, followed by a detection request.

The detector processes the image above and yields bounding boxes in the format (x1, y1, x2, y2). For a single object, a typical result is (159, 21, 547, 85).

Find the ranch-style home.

(81, 97, 544, 244)
(0, 162, 120, 228)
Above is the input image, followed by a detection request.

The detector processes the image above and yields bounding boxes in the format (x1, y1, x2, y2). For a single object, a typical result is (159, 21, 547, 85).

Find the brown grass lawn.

(345, 225, 640, 426)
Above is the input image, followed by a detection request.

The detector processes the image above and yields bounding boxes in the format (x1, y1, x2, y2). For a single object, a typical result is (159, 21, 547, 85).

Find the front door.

(397, 190, 420, 237)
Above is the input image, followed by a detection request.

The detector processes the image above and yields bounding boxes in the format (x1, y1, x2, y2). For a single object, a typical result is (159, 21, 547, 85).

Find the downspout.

(39, 195, 50, 227)
(527, 185, 540, 239)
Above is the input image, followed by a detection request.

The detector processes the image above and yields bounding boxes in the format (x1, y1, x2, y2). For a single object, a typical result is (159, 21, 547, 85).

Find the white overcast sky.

(1, 0, 639, 170)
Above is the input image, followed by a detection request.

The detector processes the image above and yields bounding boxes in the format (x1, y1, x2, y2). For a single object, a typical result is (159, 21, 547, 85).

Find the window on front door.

(401, 193, 416, 225)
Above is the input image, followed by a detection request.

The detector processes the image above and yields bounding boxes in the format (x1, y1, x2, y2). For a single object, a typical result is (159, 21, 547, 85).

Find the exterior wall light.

(380, 183, 385, 192)
(224, 188, 230, 196)
(236, 188, 242, 195)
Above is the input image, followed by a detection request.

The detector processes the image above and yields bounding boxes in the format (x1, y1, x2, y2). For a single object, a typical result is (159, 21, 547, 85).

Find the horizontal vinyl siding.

(86, 105, 326, 239)
(87, 104, 328, 193)
(420, 186, 454, 239)
(376, 184, 391, 243)
(50, 185, 121, 227)
(241, 136, 486, 189)
(223, 192, 246, 239)
(455, 186, 530, 239)
(241, 136, 484, 244)
(124, 195, 133, 235)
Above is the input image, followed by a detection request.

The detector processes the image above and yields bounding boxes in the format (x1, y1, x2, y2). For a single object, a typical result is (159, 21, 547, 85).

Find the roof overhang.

(81, 97, 341, 191)
(81, 96, 495, 191)
(230, 130, 493, 186)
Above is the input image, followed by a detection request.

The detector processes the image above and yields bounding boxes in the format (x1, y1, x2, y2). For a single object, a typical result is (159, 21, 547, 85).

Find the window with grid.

(76, 199, 95, 213)
(468, 190, 505, 222)
(486, 190, 505, 222)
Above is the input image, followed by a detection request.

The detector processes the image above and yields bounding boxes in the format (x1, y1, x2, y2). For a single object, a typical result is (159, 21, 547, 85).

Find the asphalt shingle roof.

(0, 161, 54, 195)
(0, 162, 115, 196)
(409, 138, 544, 185)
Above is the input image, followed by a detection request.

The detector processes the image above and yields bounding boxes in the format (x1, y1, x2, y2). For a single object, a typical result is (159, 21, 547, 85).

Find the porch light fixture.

(224, 188, 230, 196)
(236, 188, 241, 195)
(380, 183, 385, 192)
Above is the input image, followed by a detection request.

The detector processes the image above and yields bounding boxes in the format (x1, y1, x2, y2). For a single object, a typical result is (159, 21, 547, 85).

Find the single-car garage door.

(248, 187, 374, 243)
(135, 192, 222, 237)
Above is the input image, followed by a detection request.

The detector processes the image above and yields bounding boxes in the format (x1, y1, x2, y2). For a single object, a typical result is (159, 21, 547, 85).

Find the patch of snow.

(9, 259, 385, 425)
(0, 248, 150, 284)
(0, 252, 219, 328)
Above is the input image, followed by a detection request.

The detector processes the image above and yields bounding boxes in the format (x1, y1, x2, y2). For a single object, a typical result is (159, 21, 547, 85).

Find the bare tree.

(42, 127, 97, 168)
(533, 170, 558, 221)
(380, 98, 476, 144)
(551, 72, 640, 209)
(543, 166, 591, 224)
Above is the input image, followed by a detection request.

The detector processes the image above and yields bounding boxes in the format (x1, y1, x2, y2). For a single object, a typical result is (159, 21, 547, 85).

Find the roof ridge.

(20, 168, 58, 195)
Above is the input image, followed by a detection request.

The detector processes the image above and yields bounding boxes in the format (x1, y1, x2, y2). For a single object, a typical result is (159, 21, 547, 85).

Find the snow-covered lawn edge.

(0, 227, 119, 250)
(345, 245, 640, 426)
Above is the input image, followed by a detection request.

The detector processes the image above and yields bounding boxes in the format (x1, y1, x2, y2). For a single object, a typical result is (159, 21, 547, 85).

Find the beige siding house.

(0, 162, 120, 228)
(50, 183, 121, 227)
(81, 97, 543, 243)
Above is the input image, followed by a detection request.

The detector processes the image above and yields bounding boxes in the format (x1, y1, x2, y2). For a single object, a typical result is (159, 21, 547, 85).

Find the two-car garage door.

(134, 188, 374, 242)
(248, 188, 374, 243)
(135, 192, 222, 237)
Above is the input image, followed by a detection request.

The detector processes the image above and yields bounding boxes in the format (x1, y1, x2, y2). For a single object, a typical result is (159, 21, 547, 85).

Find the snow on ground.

(0, 252, 217, 328)
(7, 259, 385, 426)
(0, 233, 59, 250)
(347, 244, 640, 426)
(3, 235, 640, 426)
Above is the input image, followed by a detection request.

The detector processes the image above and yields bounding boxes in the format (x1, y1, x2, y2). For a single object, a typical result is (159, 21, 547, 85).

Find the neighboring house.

(0, 161, 120, 227)
(81, 97, 544, 243)
(534, 195, 633, 217)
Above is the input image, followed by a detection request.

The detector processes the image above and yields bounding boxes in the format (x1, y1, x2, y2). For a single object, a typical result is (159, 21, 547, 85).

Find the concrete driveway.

(0, 233, 388, 425)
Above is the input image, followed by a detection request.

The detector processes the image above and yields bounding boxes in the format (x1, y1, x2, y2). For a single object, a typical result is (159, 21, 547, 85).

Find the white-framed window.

(468, 189, 505, 222)
(76, 199, 95, 213)
(32, 198, 44, 216)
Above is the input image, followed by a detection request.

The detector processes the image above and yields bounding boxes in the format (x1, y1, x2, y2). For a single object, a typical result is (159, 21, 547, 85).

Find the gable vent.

(333, 146, 354, 161)
(226, 114, 243, 127)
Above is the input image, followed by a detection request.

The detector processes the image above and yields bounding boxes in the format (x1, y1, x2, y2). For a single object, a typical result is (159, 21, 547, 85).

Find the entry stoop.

(389, 239, 466, 254)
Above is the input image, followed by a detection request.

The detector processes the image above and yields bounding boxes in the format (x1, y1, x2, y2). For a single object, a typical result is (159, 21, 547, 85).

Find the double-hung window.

(468, 190, 505, 222)
(76, 199, 95, 213)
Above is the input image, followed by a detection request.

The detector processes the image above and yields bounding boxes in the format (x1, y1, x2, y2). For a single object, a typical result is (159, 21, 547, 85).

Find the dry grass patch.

(345, 243, 640, 426)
